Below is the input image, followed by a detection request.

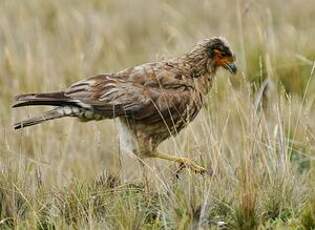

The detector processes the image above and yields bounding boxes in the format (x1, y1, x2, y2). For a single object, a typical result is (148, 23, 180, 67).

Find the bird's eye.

(212, 49, 223, 57)
(223, 50, 234, 58)
(216, 45, 232, 57)
(221, 51, 229, 57)
(208, 47, 232, 59)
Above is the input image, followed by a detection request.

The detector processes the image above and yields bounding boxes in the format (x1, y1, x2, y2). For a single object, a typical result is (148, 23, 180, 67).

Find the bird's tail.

(13, 108, 66, 129)
(12, 91, 77, 108)
(13, 91, 81, 129)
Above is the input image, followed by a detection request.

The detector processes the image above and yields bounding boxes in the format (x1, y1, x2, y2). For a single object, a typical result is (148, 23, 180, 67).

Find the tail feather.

(13, 92, 77, 108)
(14, 108, 65, 129)
(13, 91, 98, 129)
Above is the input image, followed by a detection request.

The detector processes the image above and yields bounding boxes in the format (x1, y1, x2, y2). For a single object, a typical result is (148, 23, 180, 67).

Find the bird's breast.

(137, 93, 203, 144)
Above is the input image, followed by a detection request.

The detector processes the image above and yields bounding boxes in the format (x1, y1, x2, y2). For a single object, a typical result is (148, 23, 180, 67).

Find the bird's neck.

(174, 50, 216, 95)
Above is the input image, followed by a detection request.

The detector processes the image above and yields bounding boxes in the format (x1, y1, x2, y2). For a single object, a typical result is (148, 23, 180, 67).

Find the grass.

(0, 0, 315, 229)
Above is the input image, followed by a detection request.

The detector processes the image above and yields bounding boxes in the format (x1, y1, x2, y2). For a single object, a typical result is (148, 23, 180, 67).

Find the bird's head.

(206, 37, 237, 74)
(187, 37, 237, 75)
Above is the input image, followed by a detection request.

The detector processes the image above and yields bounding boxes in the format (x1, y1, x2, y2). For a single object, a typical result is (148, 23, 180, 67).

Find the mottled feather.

(13, 38, 236, 159)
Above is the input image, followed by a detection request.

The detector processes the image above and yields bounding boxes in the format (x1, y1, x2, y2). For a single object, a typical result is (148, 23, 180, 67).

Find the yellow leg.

(150, 152, 207, 174)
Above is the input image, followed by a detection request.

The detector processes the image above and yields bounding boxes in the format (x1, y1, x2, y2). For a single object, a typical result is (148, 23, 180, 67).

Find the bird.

(13, 37, 237, 174)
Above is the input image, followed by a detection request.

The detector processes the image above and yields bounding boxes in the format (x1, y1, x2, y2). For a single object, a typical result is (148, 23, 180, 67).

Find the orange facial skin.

(213, 49, 234, 67)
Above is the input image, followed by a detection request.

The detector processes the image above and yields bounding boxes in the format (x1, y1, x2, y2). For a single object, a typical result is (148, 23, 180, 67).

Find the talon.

(174, 162, 186, 178)
(178, 162, 186, 170)
(192, 166, 207, 174)
(180, 160, 207, 175)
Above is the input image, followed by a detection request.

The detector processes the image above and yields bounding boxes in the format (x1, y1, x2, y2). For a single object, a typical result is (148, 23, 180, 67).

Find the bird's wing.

(64, 62, 197, 123)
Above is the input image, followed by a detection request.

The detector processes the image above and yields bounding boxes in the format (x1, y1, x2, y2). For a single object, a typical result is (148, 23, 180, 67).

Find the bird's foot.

(150, 152, 212, 176)
(176, 159, 209, 175)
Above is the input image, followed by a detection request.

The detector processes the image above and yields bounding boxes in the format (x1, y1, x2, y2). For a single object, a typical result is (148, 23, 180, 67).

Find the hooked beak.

(224, 63, 237, 74)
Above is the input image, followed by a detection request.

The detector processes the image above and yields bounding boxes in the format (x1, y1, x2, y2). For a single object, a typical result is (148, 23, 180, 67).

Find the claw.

(176, 160, 208, 175)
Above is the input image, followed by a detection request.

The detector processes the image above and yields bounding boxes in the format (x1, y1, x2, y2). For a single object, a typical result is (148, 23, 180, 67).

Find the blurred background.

(0, 0, 315, 228)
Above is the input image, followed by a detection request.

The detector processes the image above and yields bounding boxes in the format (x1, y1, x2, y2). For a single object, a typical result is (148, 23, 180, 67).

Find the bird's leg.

(150, 152, 207, 174)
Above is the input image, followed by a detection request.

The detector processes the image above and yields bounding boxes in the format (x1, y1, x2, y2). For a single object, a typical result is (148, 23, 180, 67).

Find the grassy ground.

(0, 0, 315, 229)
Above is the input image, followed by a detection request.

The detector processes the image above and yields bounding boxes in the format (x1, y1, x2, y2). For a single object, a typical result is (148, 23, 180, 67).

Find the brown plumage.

(13, 37, 237, 173)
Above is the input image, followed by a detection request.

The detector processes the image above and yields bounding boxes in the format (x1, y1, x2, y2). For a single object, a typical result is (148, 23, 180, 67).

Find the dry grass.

(1, 0, 315, 229)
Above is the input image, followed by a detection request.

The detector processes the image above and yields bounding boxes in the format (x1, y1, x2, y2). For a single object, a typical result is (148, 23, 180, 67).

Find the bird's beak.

(224, 63, 237, 74)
